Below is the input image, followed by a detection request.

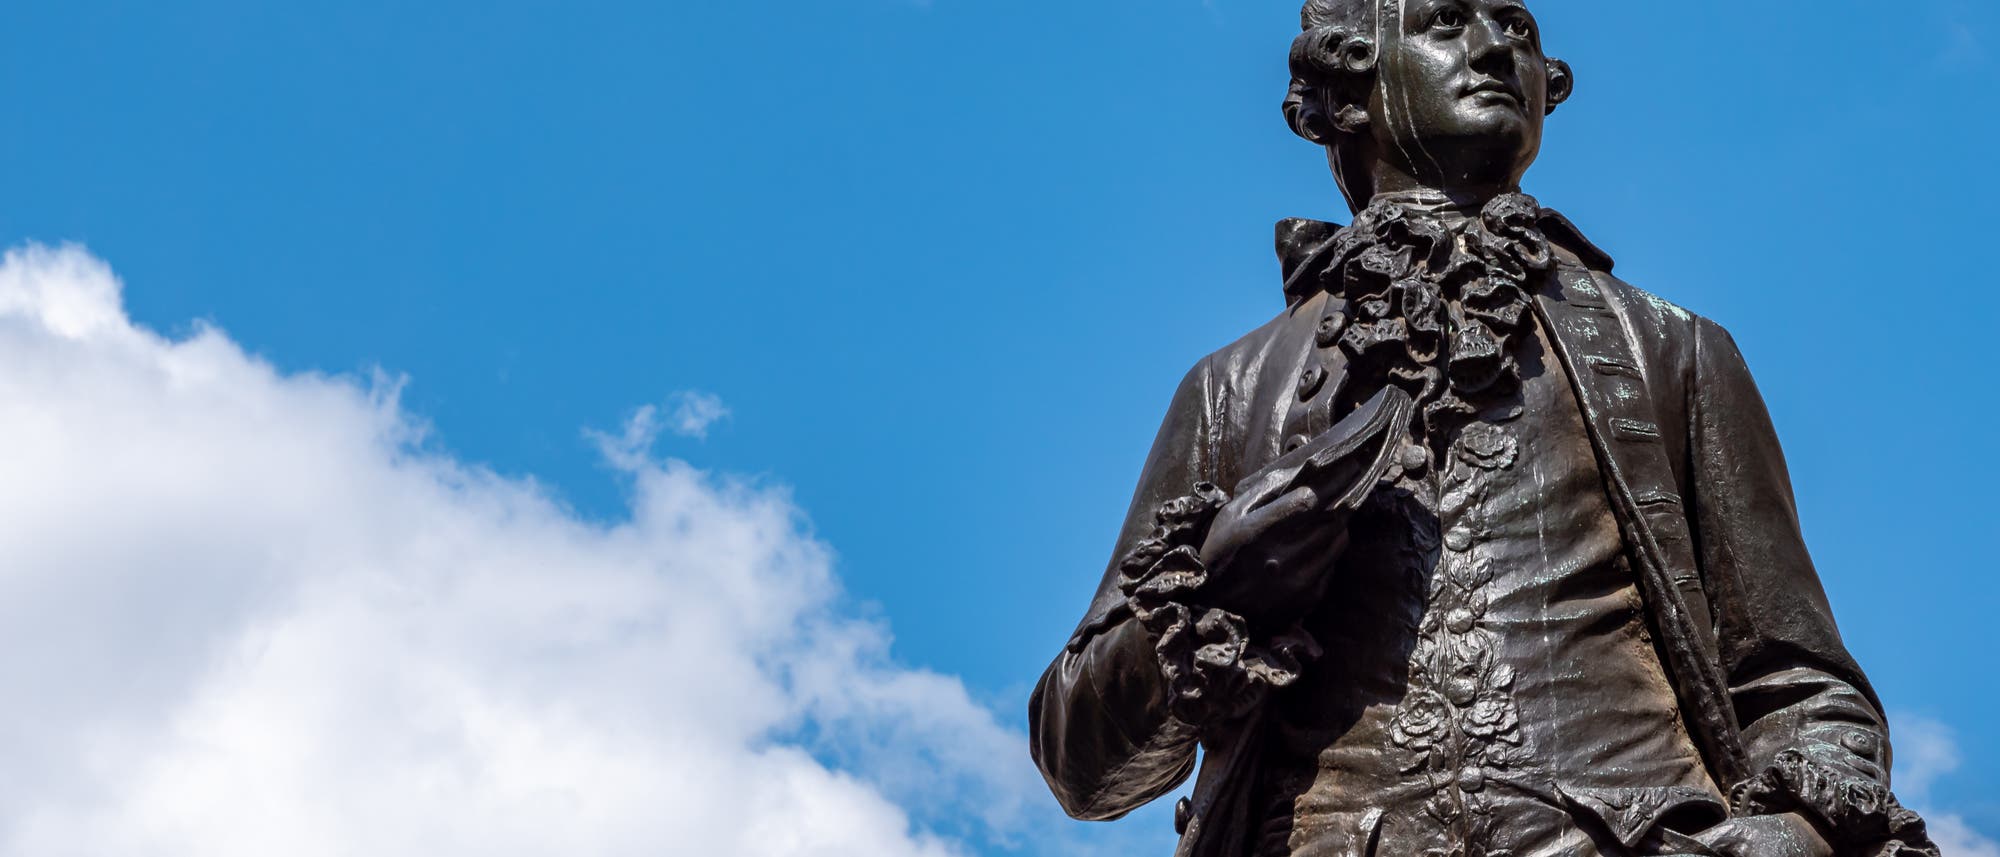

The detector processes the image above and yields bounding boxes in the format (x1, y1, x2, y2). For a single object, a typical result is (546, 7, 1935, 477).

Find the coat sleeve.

(1027, 358, 1213, 821)
(1688, 319, 1934, 854)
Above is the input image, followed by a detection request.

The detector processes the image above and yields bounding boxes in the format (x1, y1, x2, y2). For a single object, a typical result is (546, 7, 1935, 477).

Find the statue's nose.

(1467, 17, 1516, 75)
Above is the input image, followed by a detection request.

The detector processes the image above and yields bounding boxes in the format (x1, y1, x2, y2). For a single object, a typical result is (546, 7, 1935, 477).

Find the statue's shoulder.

(1197, 294, 1325, 394)
(1599, 270, 1707, 336)
(1191, 215, 1363, 385)
(1540, 208, 1716, 344)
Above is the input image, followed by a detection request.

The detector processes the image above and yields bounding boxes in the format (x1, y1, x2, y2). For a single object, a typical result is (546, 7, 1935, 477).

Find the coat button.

(1297, 364, 1326, 400)
(1283, 434, 1311, 454)
(1316, 312, 1348, 347)
(1841, 732, 1879, 755)
(1174, 797, 1192, 835)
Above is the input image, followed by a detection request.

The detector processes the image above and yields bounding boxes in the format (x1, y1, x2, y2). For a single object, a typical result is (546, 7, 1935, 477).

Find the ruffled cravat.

(1305, 192, 1554, 443)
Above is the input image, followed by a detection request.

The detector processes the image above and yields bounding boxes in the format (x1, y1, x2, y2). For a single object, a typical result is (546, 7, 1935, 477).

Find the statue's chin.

(1446, 106, 1536, 150)
(1385, 133, 1538, 194)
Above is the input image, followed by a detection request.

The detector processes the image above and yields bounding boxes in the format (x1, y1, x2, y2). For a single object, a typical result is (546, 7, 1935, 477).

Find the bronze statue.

(1028, 2, 1938, 857)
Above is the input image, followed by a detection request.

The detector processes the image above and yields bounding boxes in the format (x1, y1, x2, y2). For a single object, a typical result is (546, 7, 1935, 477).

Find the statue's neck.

(1368, 182, 1517, 214)
(1372, 189, 1484, 219)
(1365, 156, 1520, 214)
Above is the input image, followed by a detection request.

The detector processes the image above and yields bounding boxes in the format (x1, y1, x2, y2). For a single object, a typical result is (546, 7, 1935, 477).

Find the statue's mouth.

(1464, 79, 1524, 105)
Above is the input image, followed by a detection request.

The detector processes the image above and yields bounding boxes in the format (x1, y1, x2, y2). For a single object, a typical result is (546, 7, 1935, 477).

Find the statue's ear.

(1545, 58, 1574, 114)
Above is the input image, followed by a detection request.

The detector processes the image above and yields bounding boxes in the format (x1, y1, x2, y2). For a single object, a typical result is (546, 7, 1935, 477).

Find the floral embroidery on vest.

(1387, 422, 1527, 857)
(1298, 194, 1555, 857)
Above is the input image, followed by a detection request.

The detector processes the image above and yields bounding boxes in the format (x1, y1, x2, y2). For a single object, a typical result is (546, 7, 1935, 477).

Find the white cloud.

(1892, 712, 1999, 857)
(667, 390, 731, 439)
(0, 244, 1033, 855)
(1894, 713, 1959, 802)
(1932, 816, 2000, 857)
(587, 393, 729, 468)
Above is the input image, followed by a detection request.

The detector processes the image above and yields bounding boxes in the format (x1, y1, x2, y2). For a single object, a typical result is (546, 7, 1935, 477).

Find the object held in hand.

(1195, 385, 1412, 585)
(1233, 386, 1411, 516)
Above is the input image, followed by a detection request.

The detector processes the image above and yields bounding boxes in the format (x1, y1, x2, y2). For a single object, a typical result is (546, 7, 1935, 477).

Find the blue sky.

(0, 1, 1993, 854)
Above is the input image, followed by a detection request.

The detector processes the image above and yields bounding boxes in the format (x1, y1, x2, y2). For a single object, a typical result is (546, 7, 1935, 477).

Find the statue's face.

(1367, 0, 1552, 191)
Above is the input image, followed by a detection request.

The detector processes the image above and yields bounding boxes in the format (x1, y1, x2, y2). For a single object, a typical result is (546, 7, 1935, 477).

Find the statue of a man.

(1028, 3, 1939, 857)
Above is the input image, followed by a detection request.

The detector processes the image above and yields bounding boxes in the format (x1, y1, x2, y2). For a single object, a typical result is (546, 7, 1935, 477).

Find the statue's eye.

(1502, 16, 1533, 39)
(1430, 8, 1465, 30)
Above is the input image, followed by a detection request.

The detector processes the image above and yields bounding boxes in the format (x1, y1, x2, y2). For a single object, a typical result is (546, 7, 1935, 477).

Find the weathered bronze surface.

(1028, 3, 1937, 856)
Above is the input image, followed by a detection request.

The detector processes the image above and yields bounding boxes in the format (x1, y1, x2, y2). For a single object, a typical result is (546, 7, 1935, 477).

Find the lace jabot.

(1279, 192, 1561, 442)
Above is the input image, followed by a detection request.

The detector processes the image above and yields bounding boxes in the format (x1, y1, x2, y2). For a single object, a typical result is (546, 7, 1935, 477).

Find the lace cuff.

(1731, 745, 1940, 857)
(1115, 484, 1321, 727)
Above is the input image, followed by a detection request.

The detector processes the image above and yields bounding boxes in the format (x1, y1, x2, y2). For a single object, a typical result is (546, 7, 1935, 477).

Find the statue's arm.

(1028, 359, 1214, 821)
(1688, 319, 1934, 854)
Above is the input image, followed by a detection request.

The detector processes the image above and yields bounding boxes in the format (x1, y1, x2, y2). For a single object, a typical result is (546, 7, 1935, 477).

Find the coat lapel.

(1532, 261, 1750, 789)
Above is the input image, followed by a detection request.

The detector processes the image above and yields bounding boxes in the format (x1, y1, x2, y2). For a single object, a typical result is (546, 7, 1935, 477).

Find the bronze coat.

(1029, 212, 1891, 856)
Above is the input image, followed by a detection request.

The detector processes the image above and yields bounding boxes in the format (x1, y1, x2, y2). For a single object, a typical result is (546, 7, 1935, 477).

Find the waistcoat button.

(1400, 444, 1430, 473)
(1445, 527, 1475, 552)
(1458, 767, 1487, 793)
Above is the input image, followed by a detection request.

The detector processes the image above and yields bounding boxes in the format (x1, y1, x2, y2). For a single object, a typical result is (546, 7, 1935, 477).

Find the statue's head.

(1285, 0, 1574, 212)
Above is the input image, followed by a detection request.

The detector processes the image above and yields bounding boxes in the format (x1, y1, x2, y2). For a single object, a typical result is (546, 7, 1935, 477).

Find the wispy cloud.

(1893, 712, 1999, 857)
(1938, 21, 1985, 68)
(668, 390, 731, 438)
(1933, 0, 1988, 69)
(1931, 816, 2000, 857)
(0, 244, 1029, 855)
(587, 391, 731, 470)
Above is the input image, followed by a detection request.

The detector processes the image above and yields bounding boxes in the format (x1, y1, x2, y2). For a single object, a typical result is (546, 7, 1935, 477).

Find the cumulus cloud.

(1892, 712, 1999, 857)
(0, 244, 1034, 855)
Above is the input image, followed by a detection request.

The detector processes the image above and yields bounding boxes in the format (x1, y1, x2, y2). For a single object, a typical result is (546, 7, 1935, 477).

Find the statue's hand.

(1195, 471, 1354, 628)
(1194, 388, 1411, 628)
(1691, 814, 1833, 857)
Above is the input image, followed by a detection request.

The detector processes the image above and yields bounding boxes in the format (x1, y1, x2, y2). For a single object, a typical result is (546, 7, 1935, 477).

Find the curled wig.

(1284, 0, 1384, 210)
